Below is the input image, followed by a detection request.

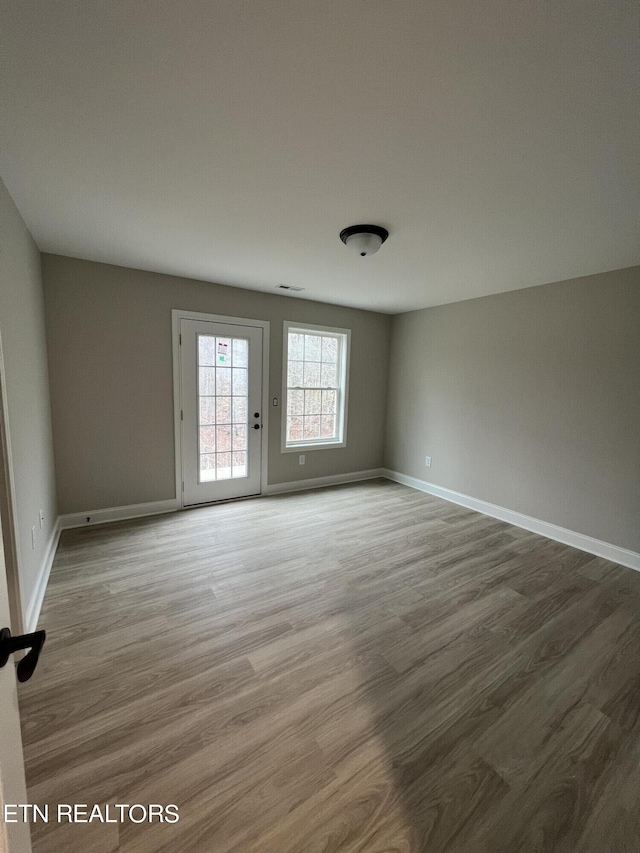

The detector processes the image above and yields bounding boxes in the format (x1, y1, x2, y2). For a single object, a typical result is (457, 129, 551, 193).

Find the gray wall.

(0, 180, 58, 623)
(385, 267, 640, 553)
(42, 254, 391, 514)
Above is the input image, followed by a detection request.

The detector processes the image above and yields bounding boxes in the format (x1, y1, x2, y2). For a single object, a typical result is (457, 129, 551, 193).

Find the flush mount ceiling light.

(339, 224, 389, 257)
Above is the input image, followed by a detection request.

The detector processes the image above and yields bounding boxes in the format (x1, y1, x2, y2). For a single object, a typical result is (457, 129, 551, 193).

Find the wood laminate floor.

(18, 479, 640, 852)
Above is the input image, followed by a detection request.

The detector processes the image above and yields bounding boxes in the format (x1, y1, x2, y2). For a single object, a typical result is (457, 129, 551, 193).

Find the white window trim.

(281, 321, 351, 453)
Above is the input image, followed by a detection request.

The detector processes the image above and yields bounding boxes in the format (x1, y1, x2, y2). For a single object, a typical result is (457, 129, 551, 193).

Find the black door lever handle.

(0, 627, 46, 682)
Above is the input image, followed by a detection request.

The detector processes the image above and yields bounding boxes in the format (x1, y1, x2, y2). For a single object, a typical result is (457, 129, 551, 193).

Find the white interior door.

(180, 318, 264, 506)
(0, 519, 32, 853)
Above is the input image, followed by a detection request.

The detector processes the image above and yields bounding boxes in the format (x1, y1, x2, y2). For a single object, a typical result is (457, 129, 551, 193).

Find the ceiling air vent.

(276, 284, 304, 292)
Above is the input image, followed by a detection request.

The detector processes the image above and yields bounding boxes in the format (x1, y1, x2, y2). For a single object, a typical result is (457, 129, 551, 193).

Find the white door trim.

(0, 330, 24, 635)
(172, 310, 270, 508)
(0, 334, 32, 852)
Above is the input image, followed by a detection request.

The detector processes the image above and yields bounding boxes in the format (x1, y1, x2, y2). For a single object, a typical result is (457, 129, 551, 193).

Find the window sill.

(282, 439, 346, 453)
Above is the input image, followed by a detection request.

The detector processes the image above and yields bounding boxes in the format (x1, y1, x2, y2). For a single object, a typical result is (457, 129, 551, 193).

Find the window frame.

(281, 321, 351, 452)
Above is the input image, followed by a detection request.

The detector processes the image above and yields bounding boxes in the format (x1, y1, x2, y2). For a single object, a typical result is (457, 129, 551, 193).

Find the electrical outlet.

(299, 454, 305, 465)
(31, 526, 36, 550)
(39, 509, 45, 529)
(425, 456, 432, 467)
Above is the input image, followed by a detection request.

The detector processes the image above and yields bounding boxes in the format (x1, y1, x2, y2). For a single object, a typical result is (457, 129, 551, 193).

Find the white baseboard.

(25, 519, 61, 633)
(263, 468, 384, 496)
(382, 469, 640, 572)
(59, 498, 181, 530)
(58, 473, 385, 529)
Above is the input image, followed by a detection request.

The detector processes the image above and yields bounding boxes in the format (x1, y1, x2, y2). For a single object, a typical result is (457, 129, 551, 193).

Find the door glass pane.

(232, 338, 248, 367)
(216, 425, 231, 452)
(232, 397, 247, 423)
(199, 425, 216, 453)
(199, 336, 216, 366)
(232, 368, 247, 396)
(216, 368, 231, 395)
(199, 367, 216, 395)
(216, 452, 231, 480)
(232, 451, 247, 477)
(216, 396, 231, 424)
(232, 424, 247, 450)
(198, 334, 250, 482)
(200, 453, 216, 482)
(199, 398, 216, 425)
(216, 337, 231, 366)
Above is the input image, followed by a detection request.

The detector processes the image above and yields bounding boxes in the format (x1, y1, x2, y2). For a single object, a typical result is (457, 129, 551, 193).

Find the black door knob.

(254, 412, 260, 418)
(0, 627, 46, 682)
(253, 424, 261, 429)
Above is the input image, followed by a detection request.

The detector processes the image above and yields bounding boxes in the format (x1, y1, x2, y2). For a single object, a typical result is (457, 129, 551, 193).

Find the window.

(282, 322, 350, 450)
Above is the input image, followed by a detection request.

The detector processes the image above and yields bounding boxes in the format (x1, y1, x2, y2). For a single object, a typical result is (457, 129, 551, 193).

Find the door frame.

(0, 330, 24, 636)
(0, 330, 32, 852)
(171, 310, 270, 508)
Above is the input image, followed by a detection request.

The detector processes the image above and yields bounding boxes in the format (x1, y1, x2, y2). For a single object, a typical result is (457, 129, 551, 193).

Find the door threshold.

(182, 492, 262, 509)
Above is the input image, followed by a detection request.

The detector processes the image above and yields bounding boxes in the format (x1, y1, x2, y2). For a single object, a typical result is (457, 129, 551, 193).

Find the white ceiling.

(1, 1, 638, 314)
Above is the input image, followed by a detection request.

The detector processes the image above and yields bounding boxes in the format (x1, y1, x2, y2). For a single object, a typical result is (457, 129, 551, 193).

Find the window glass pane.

(304, 389, 322, 414)
(232, 451, 247, 478)
(199, 367, 216, 396)
(303, 415, 321, 440)
(287, 389, 304, 415)
(216, 396, 231, 424)
(321, 363, 337, 388)
(199, 398, 216, 425)
(285, 327, 348, 447)
(303, 362, 320, 387)
(216, 425, 231, 452)
(232, 338, 248, 367)
(199, 335, 216, 366)
(288, 361, 303, 387)
(216, 452, 232, 480)
(321, 337, 338, 363)
(288, 333, 304, 360)
(199, 425, 216, 453)
(232, 396, 247, 423)
(304, 335, 322, 361)
(216, 368, 231, 395)
(232, 368, 247, 396)
(215, 337, 231, 366)
(287, 416, 303, 441)
(321, 389, 337, 414)
(320, 415, 336, 438)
